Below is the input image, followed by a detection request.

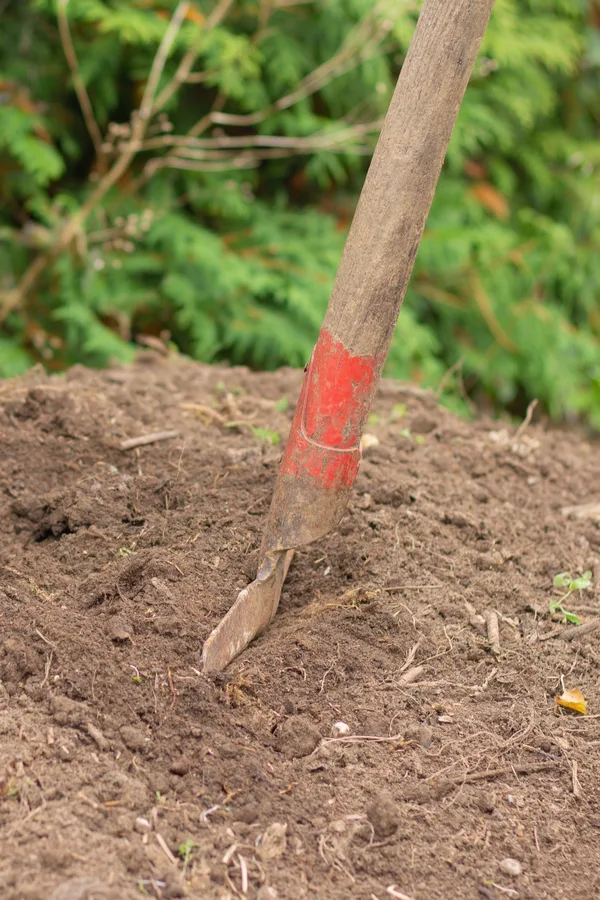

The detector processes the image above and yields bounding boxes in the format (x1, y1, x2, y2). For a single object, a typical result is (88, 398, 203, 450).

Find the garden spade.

(202, 0, 495, 672)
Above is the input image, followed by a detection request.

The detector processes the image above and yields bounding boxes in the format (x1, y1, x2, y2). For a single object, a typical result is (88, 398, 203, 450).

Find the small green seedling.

(117, 546, 135, 558)
(274, 396, 289, 412)
(251, 426, 281, 446)
(549, 570, 593, 624)
(178, 840, 199, 875)
(390, 403, 407, 421)
(368, 412, 381, 425)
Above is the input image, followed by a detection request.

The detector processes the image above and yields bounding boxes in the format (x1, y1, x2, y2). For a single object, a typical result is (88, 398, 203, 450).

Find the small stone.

(119, 725, 148, 752)
(499, 858, 522, 877)
(104, 617, 133, 642)
(59, 745, 71, 761)
(366, 793, 399, 838)
(169, 755, 191, 776)
(477, 792, 495, 814)
(418, 725, 434, 749)
(134, 817, 151, 834)
(360, 433, 380, 452)
(331, 721, 350, 737)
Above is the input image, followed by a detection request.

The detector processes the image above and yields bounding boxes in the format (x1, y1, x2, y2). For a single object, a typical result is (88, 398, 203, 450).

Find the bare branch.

(152, 0, 236, 114)
(57, 0, 105, 168)
(209, 13, 392, 128)
(140, 119, 382, 153)
(139, 1, 191, 122)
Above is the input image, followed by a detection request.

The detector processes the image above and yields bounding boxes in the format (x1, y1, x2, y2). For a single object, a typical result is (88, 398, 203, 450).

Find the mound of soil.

(1, 353, 600, 900)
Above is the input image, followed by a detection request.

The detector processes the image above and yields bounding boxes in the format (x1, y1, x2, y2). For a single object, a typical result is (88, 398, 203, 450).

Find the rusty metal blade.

(202, 550, 294, 673)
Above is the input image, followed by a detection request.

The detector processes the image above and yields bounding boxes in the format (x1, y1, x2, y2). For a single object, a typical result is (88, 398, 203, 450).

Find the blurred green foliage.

(0, 0, 599, 427)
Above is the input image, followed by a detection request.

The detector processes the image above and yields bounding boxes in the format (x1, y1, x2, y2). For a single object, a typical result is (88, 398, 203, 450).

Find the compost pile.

(1, 353, 599, 900)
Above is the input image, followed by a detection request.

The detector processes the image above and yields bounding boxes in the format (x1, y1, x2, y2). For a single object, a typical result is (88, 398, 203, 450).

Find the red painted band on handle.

(279, 328, 379, 490)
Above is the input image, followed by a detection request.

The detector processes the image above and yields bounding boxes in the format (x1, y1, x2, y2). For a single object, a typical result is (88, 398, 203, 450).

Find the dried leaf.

(555, 688, 587, 715)
(470, 182, 509, 219)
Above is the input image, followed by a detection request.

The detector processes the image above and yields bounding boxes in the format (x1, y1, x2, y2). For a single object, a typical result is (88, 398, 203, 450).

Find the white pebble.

(499, 858, 522, 877)
(331, 721, 350, 737)
(360, 433, 380, 451)
(135, 817, 151, 834)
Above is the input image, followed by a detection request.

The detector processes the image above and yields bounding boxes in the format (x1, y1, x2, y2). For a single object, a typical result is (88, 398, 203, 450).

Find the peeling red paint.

(279, 328, 379, 490)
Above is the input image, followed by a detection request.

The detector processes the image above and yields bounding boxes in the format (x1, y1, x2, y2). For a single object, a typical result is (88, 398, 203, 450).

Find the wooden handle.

(324, 0, 495, 361)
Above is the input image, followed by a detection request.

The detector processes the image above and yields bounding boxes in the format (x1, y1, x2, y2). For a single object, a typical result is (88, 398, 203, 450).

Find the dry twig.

(119, 430, 179, 450)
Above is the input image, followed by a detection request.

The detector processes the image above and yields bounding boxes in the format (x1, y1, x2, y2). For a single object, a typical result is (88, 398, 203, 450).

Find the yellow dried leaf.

(555, 688, 587, 715)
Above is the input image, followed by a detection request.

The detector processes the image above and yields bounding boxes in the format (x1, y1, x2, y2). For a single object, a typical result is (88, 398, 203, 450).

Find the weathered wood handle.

(324, 0, 495, 362)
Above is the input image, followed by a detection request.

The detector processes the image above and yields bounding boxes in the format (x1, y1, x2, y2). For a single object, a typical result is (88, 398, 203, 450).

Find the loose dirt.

(1, 353, 599, 900)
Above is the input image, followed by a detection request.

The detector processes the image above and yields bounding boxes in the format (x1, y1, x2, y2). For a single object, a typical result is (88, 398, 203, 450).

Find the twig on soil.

(167, 667, 178, 710)
(514, 398, 538, 441)
(238, 854, 249, 894)
(200, 804, 221, 823)
(398, 666, 424, 685)
(387, 888, 417, 900)
(422, 761, 560, 800)
(319, 662, 337, 694)
(34, 627, 56, 649)
(156, 832, 178, 865)
(559, 621, 599, 642)
(40, 651, 53, 688)
(119, 430, 179, 450)
(489, 884, 518, 897)
(318, 834, 355, 884)
(180, 402, 227, 424)
(560, 501, 600, 522)
(399, 642, 421, 673)
(320, 732, 405, 749)
(485, 610, 501, 656)
(571, 759, 582, 798)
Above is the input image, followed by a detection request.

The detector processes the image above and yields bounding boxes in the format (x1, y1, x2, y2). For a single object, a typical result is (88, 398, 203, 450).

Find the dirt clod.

(275, 716, 321, 758)
(119, 725, 148, 752)
(169, 755, 192, 776)
(366, 793, 399, 838)
(499, 858, 523, 877)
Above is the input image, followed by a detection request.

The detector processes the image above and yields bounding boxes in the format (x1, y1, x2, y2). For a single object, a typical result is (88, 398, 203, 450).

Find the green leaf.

(553, 572, 572, 588)
(251, 426, 281, 446)
(570, 571, 593, 592)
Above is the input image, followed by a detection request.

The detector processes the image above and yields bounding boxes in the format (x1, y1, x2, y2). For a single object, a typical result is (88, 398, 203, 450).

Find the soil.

(1, 352, 600, 900)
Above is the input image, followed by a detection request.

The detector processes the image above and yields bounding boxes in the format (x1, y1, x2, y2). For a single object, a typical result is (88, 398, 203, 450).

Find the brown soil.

(1, 353, 600, 900)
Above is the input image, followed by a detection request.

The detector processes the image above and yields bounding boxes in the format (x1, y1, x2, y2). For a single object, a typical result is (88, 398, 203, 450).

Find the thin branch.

(139, 1, 191, 122)
(152, 139, 374, 174)
(57, 0, 105, 169)
(152, 0, 236, 114)
(140, 119, 382, 152)
(210, 37, 387, 129)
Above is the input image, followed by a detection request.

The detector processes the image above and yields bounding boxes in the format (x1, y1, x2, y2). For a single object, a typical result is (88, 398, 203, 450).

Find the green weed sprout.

(178, 840, 199, 875)
(549, 570, 593, 624)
